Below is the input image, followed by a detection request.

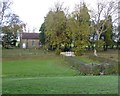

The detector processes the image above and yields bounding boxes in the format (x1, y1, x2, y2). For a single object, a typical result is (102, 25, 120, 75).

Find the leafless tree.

(90, 0, 119, 56)
(0, 0, 13, 26)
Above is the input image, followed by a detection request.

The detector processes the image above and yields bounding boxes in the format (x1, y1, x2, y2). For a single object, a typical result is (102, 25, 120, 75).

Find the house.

(21, 33, 40, 48)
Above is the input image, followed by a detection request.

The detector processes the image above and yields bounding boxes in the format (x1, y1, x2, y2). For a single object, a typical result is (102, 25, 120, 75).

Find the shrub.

(92, 65, 101, 75)
(55, 48, 61, 55)
(73, 48, 83, 56)
(64, 56, 118, 76)
(95, 40, 105, 51)
(104, 63, 118, 75)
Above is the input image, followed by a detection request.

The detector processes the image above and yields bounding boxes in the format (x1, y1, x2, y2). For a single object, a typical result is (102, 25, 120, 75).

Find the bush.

(73, 48, 83, 56)
(104, 63, 118, 75)
(91, 64, 101, 75)
(74, 50, 81, 56)
(64, 56, 118, 76)
(73, 40, 88, 56)
(95, 40, 105, 51)
(55, 48, 61, 55)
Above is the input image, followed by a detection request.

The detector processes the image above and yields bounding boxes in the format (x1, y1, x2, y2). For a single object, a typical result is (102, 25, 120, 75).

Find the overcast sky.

(11, 0, 97, 32)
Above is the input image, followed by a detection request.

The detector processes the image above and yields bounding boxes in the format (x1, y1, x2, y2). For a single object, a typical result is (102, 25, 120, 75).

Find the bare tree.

(0, 0, 13, 26)
(90, 0, 119, 56)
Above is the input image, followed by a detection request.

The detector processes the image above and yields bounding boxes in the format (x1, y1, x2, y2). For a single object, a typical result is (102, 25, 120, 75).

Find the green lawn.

(3, 76, 118, 94)
(3, 57, 78, 77)
(2, 49, 119, 94)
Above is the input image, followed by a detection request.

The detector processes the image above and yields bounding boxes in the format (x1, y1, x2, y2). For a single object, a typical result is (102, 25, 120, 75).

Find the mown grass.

(2, 49, 119, 94)
(3, 58, 78, 77)
(3, 76, 118, 94)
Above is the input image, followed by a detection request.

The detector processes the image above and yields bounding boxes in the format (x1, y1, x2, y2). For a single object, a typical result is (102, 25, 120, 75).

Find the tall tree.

(103, 15, 114, 50)
(39, 22, 46, 45)
(2, 13, 25, 48)
(0, 0, 12, 26)
(69, 3, 90, 55)
(90, 0, 119, 55)
(44, 2, 68, 52)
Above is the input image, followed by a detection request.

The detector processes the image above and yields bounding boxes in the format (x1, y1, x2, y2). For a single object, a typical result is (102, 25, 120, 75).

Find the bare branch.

(0, 0, 13, 26)
(97, 2, 105, 23)
(91, 0, 119, 40)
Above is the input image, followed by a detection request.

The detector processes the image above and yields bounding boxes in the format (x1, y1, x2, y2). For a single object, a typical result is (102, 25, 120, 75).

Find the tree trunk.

(103, 44, 108, 51)
(93, 33, 100, 56)
(94, 49, 98, 56)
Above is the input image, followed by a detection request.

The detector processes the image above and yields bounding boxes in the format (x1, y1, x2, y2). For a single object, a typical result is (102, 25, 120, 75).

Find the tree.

(0, 0, 12, 26)
(7, 14, 23, 35)
(112, 25, 120, 49)
(44, 2, 68, 52)
(103, 15, 114, 50)
(117, 25, 120, 33)
(39, 22, 46, 45)
(90, 0, 119, 55)
(68, 3, 90, 55)
(2, 13, 25, 48)
(2, 32, 16, 48)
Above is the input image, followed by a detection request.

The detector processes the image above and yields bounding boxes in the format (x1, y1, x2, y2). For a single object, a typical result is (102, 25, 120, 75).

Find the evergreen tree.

(104, 15, 114, 50)
(39, 22, 46, 45)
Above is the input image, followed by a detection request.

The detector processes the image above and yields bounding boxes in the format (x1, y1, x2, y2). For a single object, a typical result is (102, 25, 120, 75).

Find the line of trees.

(39, 1, 119, 56)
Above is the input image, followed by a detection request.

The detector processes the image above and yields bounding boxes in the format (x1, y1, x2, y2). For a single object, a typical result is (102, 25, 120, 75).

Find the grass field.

(2, 49, 119, 94)
(3, 76, 118, 94)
